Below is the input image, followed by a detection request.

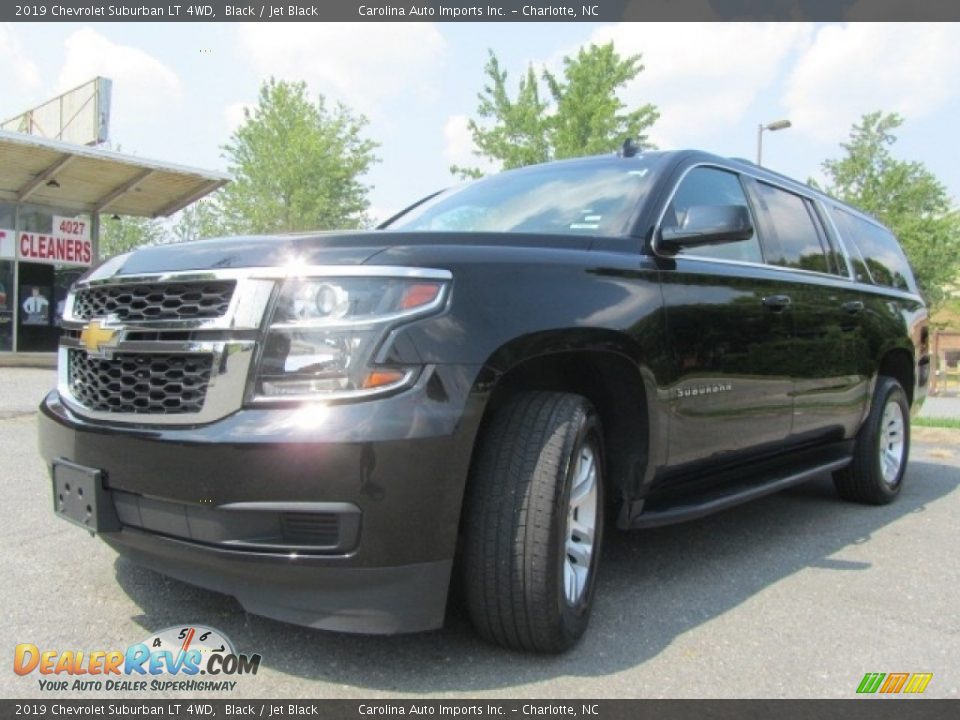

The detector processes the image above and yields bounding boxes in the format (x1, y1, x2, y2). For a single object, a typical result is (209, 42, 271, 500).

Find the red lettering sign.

(17, 232, 92, 267)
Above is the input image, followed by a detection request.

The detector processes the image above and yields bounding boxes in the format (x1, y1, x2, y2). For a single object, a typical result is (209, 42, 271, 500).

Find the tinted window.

(809, 202, 850, 278)
(665, 167, 763, 263)
(386, 158, 662, 237)
(830, 208, 915, 292)
(754, 182, 830, 273)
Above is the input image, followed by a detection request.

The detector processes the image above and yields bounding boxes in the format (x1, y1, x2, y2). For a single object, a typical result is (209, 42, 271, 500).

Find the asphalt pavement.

(2, 368, 958, 699)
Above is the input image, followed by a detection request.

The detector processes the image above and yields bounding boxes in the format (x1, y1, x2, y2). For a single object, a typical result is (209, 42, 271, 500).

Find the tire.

(834, 376, 910, 505)
(463, 392, 605, 653)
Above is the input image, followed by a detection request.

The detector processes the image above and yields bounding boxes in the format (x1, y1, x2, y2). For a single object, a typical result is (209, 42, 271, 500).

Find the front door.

(657, 166, 794, 469)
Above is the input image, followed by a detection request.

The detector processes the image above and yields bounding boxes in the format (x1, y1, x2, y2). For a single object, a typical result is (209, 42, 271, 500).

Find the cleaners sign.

(17, 216, 93, 267)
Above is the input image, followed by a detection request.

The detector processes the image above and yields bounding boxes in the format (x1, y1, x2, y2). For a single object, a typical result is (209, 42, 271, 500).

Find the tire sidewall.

(867, 379, 910, 498)
(552, 408, 605, 643)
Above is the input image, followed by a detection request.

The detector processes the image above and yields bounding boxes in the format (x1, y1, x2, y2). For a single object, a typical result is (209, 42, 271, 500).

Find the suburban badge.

(675, 382, 733, 399)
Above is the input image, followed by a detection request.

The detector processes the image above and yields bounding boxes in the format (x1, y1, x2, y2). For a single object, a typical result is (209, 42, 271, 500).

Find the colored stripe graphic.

(857, 672, 933, 694)
(880, 673, 909, 693)
(903, 673, 933, 694)
(857, 673, 885, 694)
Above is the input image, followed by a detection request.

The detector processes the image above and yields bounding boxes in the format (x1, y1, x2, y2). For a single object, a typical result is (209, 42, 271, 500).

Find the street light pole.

(756, 119, 792, 166)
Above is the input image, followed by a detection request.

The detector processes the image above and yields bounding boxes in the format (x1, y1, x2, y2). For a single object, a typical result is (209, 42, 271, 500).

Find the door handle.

(762, 294, 792, 310)
(841, 300, 865, 314)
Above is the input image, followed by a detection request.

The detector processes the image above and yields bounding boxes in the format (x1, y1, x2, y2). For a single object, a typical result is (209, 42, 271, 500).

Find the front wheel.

(834, 376, 910, 505)
(463, 392, 605, 653)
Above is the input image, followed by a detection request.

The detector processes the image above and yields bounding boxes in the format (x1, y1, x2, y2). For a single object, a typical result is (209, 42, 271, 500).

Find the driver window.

(665, 167, 763, 263)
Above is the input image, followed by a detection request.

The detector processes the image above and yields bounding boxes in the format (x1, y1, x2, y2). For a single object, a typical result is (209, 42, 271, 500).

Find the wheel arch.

(877, 346, 915, 406)
(470, 329, 664, 513)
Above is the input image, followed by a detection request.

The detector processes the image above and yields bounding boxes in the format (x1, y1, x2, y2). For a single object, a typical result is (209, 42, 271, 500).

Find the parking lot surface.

(2, 368, 958, 699)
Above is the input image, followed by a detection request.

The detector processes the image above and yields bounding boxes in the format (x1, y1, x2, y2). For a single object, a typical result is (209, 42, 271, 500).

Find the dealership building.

(0, 129, 228, 362)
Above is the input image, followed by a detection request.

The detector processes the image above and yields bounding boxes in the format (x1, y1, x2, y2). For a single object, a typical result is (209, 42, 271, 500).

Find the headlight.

(251, 275, 448, 401)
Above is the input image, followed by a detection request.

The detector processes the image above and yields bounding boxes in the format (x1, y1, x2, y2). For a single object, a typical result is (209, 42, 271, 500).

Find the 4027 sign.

(54, 216, 90, 240)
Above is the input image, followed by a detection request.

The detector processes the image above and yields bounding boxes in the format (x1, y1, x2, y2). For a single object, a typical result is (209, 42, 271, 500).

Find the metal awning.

(0, 129, 229, 218)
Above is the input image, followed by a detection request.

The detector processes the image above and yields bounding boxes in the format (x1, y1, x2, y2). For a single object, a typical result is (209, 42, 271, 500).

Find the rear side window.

(830, 208, 916, 292)
(753, 182, 831, 274)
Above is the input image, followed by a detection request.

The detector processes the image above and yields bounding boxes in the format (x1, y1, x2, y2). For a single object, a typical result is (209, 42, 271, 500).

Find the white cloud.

(569, 23, 813, 148)
(235, 23, 445, 117)
(443, 114, 473, 167)
(223, 101, 251, 135)
(57, 27, 182, 130)
(783, 23, 960, 142)
(366, 204, 398, 226)
(0, 23, 41, 88)
(442, 114, 499, 176)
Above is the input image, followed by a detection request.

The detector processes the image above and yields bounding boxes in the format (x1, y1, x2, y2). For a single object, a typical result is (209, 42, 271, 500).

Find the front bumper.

(37, 364, 485, 634)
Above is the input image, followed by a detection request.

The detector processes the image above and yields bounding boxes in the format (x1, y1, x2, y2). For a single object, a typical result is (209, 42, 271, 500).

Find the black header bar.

(4, 0, 959, 22)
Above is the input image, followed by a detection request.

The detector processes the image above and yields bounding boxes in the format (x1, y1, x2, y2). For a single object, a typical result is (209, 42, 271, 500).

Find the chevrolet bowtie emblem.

(80, 319, 120, 357)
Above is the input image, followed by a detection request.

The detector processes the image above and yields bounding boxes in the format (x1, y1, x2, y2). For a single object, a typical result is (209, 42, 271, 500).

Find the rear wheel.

(463, 392, 604, 653)
(834, 376, 910, 505)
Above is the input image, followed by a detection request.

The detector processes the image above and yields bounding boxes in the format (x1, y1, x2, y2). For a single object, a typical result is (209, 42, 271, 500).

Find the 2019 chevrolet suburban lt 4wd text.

(39, 149, 929, 652)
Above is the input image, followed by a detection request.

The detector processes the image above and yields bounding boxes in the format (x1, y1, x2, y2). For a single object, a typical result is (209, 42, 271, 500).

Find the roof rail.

(728, 155, 812, 189)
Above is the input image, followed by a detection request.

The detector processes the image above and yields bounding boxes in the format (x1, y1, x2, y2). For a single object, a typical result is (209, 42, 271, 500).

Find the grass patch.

(914, 416, 960, 430)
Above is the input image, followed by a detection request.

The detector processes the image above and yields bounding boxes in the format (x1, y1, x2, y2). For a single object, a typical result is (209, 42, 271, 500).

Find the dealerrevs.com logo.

(14, 625, 261, 693)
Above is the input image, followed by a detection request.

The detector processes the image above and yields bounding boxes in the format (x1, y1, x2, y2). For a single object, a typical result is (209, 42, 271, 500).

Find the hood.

(104, 231, 387, 275)
(95, 230, 594, 277)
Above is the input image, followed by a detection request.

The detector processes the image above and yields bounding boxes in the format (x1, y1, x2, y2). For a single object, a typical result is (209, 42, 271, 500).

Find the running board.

(629, 458, 850, 529)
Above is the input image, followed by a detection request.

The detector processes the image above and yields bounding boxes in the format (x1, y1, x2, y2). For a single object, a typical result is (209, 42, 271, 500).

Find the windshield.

(384, 156, 663, 237)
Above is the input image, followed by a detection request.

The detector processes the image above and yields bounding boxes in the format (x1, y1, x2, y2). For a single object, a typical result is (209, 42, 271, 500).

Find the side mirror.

(659, 205, 754, 255)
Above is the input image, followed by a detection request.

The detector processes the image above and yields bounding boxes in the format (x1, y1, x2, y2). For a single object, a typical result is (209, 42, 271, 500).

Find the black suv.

(39, 150, 929, 652)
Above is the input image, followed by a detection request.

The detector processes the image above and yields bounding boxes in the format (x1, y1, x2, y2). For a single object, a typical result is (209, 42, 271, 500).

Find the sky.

(2, 21, 959, 223)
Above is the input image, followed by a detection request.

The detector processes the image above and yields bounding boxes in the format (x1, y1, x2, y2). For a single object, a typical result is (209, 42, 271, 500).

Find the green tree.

(451, 55, 550, 178)
(98, 215, 167, 259)
(219, 78, 379, 233)
(454, 43, 658, 178)
(544, 43, 659, 159)
(171, 197, 227, 243)
(821, 111, 960, 307)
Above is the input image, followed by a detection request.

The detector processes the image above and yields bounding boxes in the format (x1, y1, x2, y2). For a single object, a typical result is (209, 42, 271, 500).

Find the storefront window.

(0, 201, 14, 229)
(13, 205, 93, 353)
(0, 260, 13, 352)
(0, 202, 15, 352)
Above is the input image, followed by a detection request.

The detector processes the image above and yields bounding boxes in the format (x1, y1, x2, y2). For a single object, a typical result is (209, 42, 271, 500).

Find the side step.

(629, 458, 850, 529)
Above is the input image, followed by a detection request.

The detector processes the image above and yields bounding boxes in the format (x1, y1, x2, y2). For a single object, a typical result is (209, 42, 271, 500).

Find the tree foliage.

(171, 197, 227, 244)
(821, 111, 960, 307)
(453, 55, 550, 178)
(98, 215, 167, 259)
(218, 78, 379, 233)
(93, 80, 378, 260)
(454, 43, 658, 178)
(544, 43, 659, 160)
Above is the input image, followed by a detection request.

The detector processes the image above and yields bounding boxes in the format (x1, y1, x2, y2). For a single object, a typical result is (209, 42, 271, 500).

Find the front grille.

(68, 349, 213, 414)
(73, 281, 235, 322)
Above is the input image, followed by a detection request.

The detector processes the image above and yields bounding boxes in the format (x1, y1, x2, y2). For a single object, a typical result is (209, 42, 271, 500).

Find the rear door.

(746, 180, 871, 442)
(657, 166, 794, 469)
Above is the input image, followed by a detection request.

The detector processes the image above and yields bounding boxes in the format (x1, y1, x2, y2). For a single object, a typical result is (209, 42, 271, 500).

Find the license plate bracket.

(52, 460, 121, 533)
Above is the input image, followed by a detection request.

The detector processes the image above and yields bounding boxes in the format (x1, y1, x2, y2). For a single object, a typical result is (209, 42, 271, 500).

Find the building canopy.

(0, 129, 229, 218)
